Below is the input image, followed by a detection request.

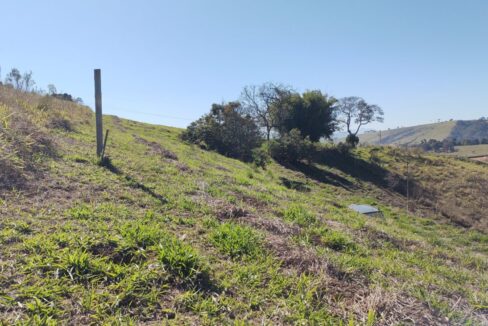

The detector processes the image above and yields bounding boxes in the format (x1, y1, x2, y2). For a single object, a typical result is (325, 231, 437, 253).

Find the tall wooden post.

(406, 161, 410, 212)
(94, 69, 103, 157)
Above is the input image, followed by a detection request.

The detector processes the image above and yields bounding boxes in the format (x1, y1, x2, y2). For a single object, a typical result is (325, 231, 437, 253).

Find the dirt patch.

(359, 226, 419, 250)
(47, 117, 73, 131)
(216, 205, 248, 220)
(175, 162, 191, 172)
(133, 135, 178, 160)
(111, 115, 127, 131)
(243, 215, 300, 237)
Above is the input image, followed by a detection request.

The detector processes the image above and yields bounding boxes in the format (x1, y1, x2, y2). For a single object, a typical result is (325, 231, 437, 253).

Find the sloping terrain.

(359, 119, 488, 146)
(0, 86, 487, 325)
(359, 121, 456, 145)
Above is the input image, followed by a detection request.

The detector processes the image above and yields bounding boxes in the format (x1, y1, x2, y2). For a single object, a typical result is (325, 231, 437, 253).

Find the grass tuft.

(210, 223, 263, 259)
(283, 204, 316, 226)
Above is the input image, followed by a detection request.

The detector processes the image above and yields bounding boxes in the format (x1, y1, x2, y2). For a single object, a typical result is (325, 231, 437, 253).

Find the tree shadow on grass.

(314, 149, 429, 200)
(281, 162, 356, 190)
(278, 148, 428, 201)
(99, 157, 168, 204)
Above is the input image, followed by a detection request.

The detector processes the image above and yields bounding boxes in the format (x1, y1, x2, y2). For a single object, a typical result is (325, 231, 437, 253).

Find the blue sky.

(1, 0, 487, 130)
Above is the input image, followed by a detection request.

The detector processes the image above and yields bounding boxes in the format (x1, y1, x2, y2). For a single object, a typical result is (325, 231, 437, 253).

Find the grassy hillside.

(359, 121, 456, 145)
(358, 119, 488, 146)
(450, 144, 488, 158)
(1, 86, 487, 325)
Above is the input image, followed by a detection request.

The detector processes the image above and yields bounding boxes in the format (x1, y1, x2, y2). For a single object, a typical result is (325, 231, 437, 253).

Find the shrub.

(345, 134, 359, 147)
(251, 146, 271, 169)
(268, 129, 315, 164)
(181, 102, 262, 161)
(210, 223, 262, 259)
(336, 142, 353, 155)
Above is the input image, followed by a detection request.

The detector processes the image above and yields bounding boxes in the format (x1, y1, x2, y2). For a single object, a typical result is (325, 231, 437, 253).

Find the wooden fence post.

(94, 69, 103, 157)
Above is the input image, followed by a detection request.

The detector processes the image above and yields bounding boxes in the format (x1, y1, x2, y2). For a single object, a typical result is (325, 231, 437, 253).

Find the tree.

(273, 90, 337, 142)
(5, 68, 22, 89)
(337, 97, 384, 147)
(48, 84, 57, 95)
(22, 71, 35, 91)
(181, 102, 262, 161)
(240, 83, 293, 141)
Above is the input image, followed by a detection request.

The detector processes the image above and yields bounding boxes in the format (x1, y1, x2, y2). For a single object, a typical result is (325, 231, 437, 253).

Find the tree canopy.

(274, 90, 337, 142)
(336, 96, 384, 146)
(181, 102, 262, 161)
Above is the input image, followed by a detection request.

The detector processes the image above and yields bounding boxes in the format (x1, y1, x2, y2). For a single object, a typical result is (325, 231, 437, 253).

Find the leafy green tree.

(273, 90, 337, 142)
(181, 102, 262, 161)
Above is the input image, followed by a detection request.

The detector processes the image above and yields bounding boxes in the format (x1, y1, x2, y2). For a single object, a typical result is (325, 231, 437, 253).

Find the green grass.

(282, 204, 316, 226)
(210, 222, 263, 258)
(1, 86, 487, 324)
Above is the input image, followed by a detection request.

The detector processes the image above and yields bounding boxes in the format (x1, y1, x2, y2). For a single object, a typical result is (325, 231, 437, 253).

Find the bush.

(268, 129, 315, 164)
(181, 102, 262, 161)
(345, 134, 359, 147)
(336, 142, 353, 155)
(251, 145, 271, 169)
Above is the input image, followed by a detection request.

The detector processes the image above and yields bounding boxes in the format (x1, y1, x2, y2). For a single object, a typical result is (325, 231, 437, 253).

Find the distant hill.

(358, 119, 488, 145)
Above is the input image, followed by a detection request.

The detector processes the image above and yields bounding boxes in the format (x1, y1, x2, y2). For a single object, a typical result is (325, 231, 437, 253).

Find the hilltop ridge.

(358, 119, 488, 146)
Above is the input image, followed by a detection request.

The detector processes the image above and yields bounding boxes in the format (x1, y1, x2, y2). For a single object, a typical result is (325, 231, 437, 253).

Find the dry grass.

(0, 86, 487, 324)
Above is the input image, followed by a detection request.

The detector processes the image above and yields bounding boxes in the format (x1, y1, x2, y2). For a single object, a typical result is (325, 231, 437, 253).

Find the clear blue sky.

(1, 0, 487, 130)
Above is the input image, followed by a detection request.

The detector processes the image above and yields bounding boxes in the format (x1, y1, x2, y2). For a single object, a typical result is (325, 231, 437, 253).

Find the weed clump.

(120, 221, 164, 249)
(157, 236, 209, 286)
(115, 267, 170, 311)
(321, 230, 355, 251)
(56, 249, 105, 283)
(67, 204, 93, 220)
(283, 205, 316, 226)
(210, 223, 263, 259)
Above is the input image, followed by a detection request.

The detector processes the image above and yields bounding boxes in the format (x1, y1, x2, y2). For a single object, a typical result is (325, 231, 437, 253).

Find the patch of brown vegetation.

(0, 113, 56, 192)
(133, 134, 178, 160)
(217, 206, 248, 220)
(470, 155, 488, 164)
(47, 116, 73, 131)
(243, 215, 300, 237)
(262, 232, 445, 325)
(359, 225, 419, 250)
